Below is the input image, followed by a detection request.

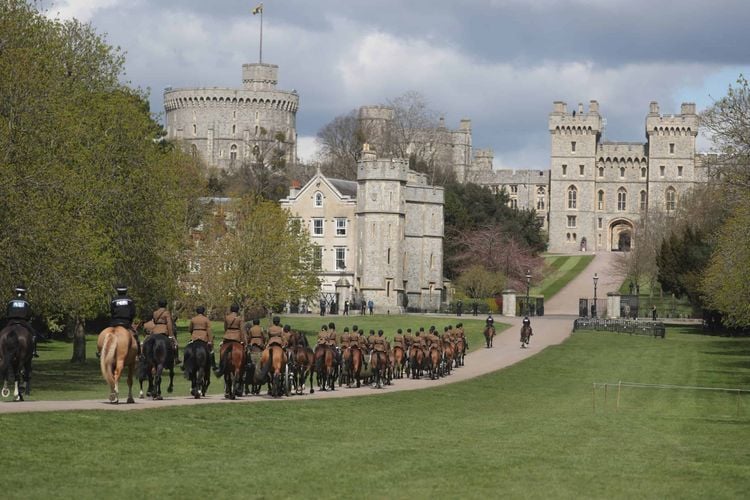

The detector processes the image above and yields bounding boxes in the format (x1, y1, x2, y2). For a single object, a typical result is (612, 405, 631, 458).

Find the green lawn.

(531, 254, 595, 298)
(21, 314, 500, 401)
(3, 326, 750, 499)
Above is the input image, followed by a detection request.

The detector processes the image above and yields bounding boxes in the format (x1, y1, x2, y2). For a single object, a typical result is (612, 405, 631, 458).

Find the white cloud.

(45, 0, 124, 22)
(296, 136, 321, 164)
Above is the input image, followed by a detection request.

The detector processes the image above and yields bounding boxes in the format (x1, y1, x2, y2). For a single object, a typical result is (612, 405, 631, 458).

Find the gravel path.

(0, 315, 576, 414)
(544, 252, 622, 315)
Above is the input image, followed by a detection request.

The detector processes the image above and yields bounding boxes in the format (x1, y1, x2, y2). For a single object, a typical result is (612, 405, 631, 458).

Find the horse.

(484, 325, 496, 348)
(339, 345, 352, 387)
(369, 349, 388, 388)
(520, 324, 533, 348)
(259, 344, 287, 397)
(313, 343, 336, 391)
(442, 342, 454, 376)
(182, 340, 211, 398)
(244, 344, 265, 395)
(428, 345, 442, 380)
(0, 322, 34, 401)
(454, 338, 466, 367)
(348, 345, 364, 388)
(138, 334, 175, 400)
(392, 345, 406, 379)
(290, 344, 314, 395)
(409, 345, 424, 380)
(216, 340, 246, 399)
(97, 326, 137, 404)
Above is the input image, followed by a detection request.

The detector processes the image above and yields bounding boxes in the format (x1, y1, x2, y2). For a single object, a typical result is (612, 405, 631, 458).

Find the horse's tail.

(0, 328, 19, 376)
(100, 332, 117, 388)
(215, 346, 232, 377)
(182, 344, 194, 380)
(259, 349, 273, 381)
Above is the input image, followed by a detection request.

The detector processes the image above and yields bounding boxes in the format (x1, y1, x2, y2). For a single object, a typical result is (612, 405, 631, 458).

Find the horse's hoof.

(109, 393, 117, 403)
(167, 387, 173, 394)
(156, 395, 163, 401)
(127, 397, 135, 404)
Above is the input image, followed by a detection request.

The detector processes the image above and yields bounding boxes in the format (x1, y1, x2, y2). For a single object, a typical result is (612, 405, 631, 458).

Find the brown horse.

(454, 337, 466, 367)
(428, 346, 442, 380)
(348, 345, 364, 388)
(216, 341, 246, 399)
(521, 324, 533, 348)
(392, 345, 405, 379)
(0, 322, 34, 401)
(244, 344, 265, 395)
(314, 343, 336, 391)
(484, 325, 496, 348)
(369, 350, 388, 388)
(442, 342, 454, 376)
(409, 345, 424, 379)
(260, 344, 287, 397)
(290, 344, 314, 394)
(97, 326, 137, 404)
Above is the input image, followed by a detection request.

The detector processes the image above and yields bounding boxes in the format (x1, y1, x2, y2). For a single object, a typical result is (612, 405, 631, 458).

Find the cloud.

(44, 0, 125, 22)
(297, 136, 320, 164)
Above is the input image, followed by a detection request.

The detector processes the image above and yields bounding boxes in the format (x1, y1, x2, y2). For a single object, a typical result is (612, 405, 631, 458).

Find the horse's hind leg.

(24, 361, 32, 396)
(126, 365, 135, 404)
(112, 360, 124, 404)
(167, 367, 174, 394)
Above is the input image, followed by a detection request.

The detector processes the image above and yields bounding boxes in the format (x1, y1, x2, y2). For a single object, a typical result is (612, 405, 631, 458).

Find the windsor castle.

(165, 60, 707, 310)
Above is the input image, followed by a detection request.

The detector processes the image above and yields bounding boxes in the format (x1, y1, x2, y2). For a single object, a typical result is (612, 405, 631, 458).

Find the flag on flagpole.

(252, 3, 263, 15)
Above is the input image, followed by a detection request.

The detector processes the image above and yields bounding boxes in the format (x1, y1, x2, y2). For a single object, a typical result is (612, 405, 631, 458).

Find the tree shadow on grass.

(31, 359, 102, 393)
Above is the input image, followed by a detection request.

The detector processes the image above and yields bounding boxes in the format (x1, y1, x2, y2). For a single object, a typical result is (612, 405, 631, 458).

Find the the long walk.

(544, 252, 622, 315)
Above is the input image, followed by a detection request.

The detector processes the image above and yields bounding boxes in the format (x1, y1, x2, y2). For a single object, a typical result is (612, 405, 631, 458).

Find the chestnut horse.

(484, 325, 496, 348)
(454, 337, 466, 367)
(260, 344, 287, 397)
(216, 341, 245, 399)
(347, 345, 364, 388)
(244, 344, 265, 395)
(428, 345, 442, 380)
(409, 345, 424, 379)
(392, 345, 406, 379)
(97, 326, 137, 404)
(0, 322, 34, 401)
(369, 350, 388, 389)
(314, 344, 336, 391)
(442, 342, 454, 376)
(290, 344, 315, 395)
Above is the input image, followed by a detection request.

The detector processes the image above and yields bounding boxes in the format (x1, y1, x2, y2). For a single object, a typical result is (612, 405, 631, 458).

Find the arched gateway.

(609, 219, 634, 252)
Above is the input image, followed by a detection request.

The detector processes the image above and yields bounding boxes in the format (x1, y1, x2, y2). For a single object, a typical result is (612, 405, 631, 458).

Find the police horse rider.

(107, 284, 140, 358)
(5, 284, 40, 358)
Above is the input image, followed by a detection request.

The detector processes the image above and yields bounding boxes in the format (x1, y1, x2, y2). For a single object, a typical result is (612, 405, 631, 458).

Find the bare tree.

(315, 109, 364, 180)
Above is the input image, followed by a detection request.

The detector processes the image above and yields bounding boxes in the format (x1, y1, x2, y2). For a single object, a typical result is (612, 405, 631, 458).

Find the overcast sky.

(43, 0, 750, 169)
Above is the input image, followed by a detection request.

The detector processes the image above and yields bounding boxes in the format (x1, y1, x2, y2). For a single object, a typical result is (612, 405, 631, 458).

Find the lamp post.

(525, 269, 531, 316)
(593, 273, 599, 318)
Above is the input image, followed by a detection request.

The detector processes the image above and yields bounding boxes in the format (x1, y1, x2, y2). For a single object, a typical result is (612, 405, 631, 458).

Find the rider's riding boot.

(32, 339, 39, 358)
(210, 351, 217, 370)
(174, 345, 181, 365)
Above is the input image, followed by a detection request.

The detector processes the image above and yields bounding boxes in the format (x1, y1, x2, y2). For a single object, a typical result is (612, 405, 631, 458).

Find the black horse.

(182, 340, 211, 398)
(138, 334, 175, 400)
(0, 322, 34, 401)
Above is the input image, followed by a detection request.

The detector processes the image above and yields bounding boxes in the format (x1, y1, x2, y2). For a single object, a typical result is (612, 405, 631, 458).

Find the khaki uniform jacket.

(267, 324, 284, 346)
(414, 335, 426, 349)
(281, 329, 292, 346)
(393, 334, 405, 349)
(366, 335, 376, 350)
(223, 312, 246, 343)
(248, 325, 265, 347)
(317, 330, 328, 345)
(348, 332, 359, 349)
(189, 314, 213, 344)
(340, 332, 351, 348)
(152, 307, 174, 337)
(326, 331, 338, 347)
(373, 336, 387, 352)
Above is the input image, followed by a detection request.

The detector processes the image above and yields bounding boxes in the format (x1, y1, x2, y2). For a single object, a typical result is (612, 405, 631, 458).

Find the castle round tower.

(355, 146, 408, 311)
(163, 63, 299, 170)
(358, 106, 394, 157)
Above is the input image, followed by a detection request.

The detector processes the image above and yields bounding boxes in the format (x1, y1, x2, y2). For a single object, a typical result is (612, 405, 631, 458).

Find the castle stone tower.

(164, 63, 299, 170)
(358, 106, 394, 157)
(355, 147, 408, 311)
(548, 101, 602, 252)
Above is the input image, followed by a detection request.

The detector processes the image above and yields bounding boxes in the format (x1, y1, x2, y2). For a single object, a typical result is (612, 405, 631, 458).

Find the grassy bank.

(532, 254, 595, 298)
(2, 326, 749, 498)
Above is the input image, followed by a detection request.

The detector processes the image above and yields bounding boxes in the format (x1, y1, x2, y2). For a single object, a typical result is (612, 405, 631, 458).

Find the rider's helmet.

(196, 306, 205, 315)
(272, 316, 280, 325)
(230, 304, 240, 313)
(352, 325, 358, 332)
(343, 327, 349, 332)
(158, 299, 167, 308)
(252, 318, 260, 325)
(397, 328, 402, 334)
(283, 324, 291, 332)
(328, 322, 335, 330)
(14, 283, 27, 297)
(115, 284, 127, 296)
(321, 324, 327, 331)
(377, 329, 383, 336)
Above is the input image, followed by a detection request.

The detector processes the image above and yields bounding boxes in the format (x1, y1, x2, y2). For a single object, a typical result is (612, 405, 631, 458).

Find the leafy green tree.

(455, 265, 506, 299)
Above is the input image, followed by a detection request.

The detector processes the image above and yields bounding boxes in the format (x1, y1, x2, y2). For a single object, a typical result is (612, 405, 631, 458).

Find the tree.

(220, 128, 291, 201)
(0, 2, 205, 361)
(455, 265, 506, 299)
(316, 109, 364, 180)
(186, 197, 319, 316)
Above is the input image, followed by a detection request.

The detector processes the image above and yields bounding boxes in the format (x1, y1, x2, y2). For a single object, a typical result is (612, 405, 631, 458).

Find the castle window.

(190, 144, 198, 158)
(255, 125, 259, 136)
(567, 215, 576, 228)
(510, 198, 518, 209)
(665, 187, 676, 212)
(579, 164, 585, 176)
(617, 188, 627, 211)
(335, 218, 347, 236)
(567, 185, 577, 209)
(641, 167, 647, 178)
(536, 186, 546, 210)
(192, 124, 197, 136)
(230, 144, 237, 161)
(597, 190, 605, 211)
(312, 246, 322, 271)
(562, 164, 567, 176)
(510, 185, 518, 195)
(430, 253, 434, 270)
(314, 192, 323, 207)
(387, 248, 391, 265)
(232, 124, 236, 135)
(678, 165, 683, 177)
(571, 141, 576, 153)
(312, 218, 323, 236)
(640, 190, 648, 211)
(660, 165, 665, 177)
(233, 110, 236, 119)
(598, 166, 604, 178)
(598, 217, 603, 229)
(566, 233, 571, 241)
(572, 233, 577, 241)
(669, 143, 675, 154)
(620, 167, 625, 178)
(335, 247, 346, 271)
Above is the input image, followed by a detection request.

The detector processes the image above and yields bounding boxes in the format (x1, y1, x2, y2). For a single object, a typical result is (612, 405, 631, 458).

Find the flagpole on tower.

(252, 3, 264, 64)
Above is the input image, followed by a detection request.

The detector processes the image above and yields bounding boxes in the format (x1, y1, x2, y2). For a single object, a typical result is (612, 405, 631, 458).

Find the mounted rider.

(316, 324, 328, 345)
(248, 319, 266, 350)
(522, 315, 531, 328)
(108, 284, 139, 358)
(6, 284, 40, 358)
(393, 328, 405, 351)
(152, 299, 179, 364)
(372, 330, 387, 362)
(267, 317, 284, 348)
(222, 305, 247, 346)
(188, 306, 215, 369)
(340, 327, 351, 349)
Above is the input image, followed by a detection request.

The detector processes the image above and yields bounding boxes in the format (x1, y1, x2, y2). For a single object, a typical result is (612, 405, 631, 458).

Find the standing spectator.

(652, 305, 657, 321)
(456, 300, 463, 317)
(472, 301, 479, 316)
(319, 298, 326, 316)
(368, 299, 374, 315)
(343, 300, 350, 315)
(361, 300, 366, 315)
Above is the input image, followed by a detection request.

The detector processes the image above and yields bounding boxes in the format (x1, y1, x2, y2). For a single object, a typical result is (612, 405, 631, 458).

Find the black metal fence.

(573, 317, 666, 338)
(578, 298, 608, 318)
(516, 296, 544, 317)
